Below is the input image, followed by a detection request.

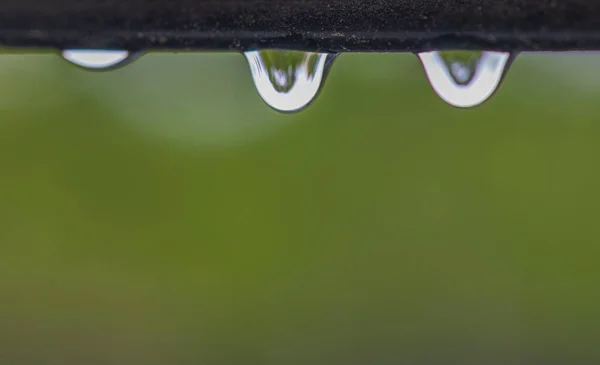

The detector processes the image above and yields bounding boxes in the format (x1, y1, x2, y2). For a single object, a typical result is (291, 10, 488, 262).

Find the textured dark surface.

(0, 0, 599, 51)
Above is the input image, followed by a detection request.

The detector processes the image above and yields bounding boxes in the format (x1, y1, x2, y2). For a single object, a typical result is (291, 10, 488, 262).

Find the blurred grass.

(0, 52, 599, 364)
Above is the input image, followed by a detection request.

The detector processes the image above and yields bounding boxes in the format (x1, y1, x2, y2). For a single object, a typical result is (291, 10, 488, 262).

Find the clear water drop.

(418, 50, 514, 108)
(61, 49, 137, 70)
(244, 50, 337, 113)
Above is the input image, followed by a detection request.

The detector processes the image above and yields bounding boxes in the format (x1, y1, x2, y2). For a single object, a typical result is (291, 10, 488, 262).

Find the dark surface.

(1, 0, 600, 51)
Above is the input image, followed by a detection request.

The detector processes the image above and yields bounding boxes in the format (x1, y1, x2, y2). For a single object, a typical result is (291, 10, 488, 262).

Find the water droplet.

(244, 50, 337, 113)
(62, 49, 138, 70)
(418, 51, 514, 108)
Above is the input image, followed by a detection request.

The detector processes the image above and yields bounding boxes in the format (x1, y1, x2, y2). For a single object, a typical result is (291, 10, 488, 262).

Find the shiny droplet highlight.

(418, 51, 513, 108)
(62, 49, 136, 70)
(245, 50, 337, 113)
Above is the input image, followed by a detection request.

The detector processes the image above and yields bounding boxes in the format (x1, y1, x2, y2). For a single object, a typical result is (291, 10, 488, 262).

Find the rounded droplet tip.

(61, 49, 137, 70)
(244, 50, 336, 113)
(418, 50, 513, 108)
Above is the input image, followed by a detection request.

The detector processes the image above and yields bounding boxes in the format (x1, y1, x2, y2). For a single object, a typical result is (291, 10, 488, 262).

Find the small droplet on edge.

(244, 50, 337, 113)
(62, 49, 137, 70)
(418, 51, 514, 108)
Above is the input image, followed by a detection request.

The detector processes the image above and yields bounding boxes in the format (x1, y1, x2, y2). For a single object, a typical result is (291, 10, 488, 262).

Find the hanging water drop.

(61, 49, 138, 70)
(418, 51, 514, 108)
(244, 50, 337, 113)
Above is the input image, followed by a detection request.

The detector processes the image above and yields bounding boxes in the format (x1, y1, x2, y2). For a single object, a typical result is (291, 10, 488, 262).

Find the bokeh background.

(0, 51, 599, 364)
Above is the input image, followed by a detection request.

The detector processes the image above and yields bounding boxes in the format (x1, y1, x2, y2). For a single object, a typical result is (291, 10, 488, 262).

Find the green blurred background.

(0, 51, 599, 364)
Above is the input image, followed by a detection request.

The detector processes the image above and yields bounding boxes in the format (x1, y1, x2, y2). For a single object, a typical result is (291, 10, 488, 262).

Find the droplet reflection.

(244, 50, 337, 113)
(418, 51, 514, 108)
(62, 50, 137, 70)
